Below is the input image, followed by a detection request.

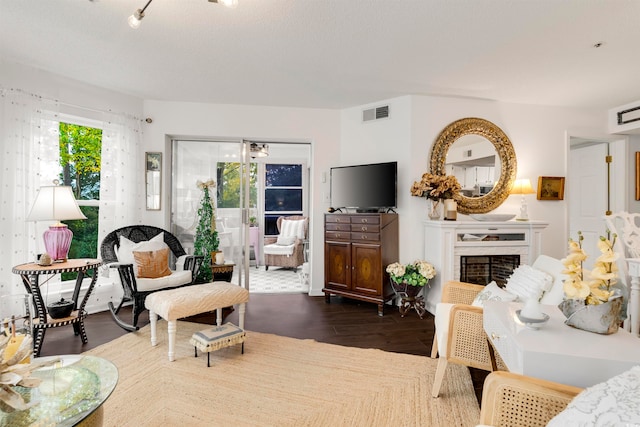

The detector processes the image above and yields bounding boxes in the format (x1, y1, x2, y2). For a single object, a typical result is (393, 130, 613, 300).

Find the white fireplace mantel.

(423, 219, 549, 314)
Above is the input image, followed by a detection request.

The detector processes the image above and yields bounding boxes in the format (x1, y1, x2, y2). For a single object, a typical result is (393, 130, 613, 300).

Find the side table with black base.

(12, 259, 102, 357)
(211, 262, 235, 282)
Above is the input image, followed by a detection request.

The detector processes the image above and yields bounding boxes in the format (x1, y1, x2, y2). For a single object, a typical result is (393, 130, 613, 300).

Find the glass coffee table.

(0, 355, 118, 426)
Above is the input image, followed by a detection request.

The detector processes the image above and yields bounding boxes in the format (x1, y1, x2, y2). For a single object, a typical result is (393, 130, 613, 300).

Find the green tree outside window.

(58, 122, 102, 280)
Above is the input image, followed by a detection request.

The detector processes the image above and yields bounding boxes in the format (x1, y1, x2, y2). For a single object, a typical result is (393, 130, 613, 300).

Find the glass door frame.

(169, 138, 251, 289)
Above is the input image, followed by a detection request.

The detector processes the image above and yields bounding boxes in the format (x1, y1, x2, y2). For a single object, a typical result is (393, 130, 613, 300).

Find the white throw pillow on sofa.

(280, 219, 305, 240)
(505, 264, 553, 302)
(547, 366, 640, 426)
(276, 235, 296, 246)
(117, 233, 167, 267)
(471, 281, 518, 307)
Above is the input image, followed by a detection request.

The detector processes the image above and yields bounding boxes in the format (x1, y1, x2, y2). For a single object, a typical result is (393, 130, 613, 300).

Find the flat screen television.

(330, 161, 397, 212)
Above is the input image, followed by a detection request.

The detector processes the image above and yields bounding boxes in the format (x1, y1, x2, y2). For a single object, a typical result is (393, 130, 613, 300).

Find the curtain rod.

(1, 87, 144, 122)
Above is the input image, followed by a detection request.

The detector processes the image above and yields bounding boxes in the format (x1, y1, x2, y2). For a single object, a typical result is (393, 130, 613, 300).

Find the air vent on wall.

(464, 149, 472, 158)
(362, 105, 390, 122)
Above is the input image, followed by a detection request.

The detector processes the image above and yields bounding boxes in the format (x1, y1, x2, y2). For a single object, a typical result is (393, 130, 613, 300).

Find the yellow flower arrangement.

(410, 173, 461, 201)
(562, 231, 618, 305)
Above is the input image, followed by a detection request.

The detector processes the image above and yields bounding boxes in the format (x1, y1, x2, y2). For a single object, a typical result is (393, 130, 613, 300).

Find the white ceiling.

(2, 0, 640, 110)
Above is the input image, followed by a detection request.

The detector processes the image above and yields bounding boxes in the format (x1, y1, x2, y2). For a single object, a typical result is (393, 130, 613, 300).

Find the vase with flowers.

(559, 231, 623, 334)
(386, 260, 436, 318)
(410, 173, 461, 220)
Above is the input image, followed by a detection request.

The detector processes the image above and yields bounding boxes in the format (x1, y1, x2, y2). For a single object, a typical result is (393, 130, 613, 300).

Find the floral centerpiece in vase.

(410, 173, 461, 220)
(559, 231, 623, 334)
(386, 260, 436, 318)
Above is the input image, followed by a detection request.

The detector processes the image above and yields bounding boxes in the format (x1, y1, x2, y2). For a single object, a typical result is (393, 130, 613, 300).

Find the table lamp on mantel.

(510, 178, 535, 221)
(27, 180, 86, 262)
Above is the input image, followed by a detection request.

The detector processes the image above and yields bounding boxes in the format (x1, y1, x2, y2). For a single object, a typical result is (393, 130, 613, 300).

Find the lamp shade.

(27, 185, 87, 222)
(27, 184, 86, 262)
(510, 179, 535, 195)
(510, 178, 535, 221)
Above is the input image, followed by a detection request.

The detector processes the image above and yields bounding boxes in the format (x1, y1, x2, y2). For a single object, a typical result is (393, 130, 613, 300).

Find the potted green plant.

(386, 261, 436, 319)
(194, 179, 220, 282)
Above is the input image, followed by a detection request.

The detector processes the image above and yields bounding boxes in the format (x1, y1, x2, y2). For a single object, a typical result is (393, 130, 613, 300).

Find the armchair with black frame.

(100, 225, 203, 331)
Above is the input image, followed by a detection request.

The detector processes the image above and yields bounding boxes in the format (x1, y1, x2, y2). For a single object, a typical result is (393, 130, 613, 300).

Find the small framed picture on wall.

(537, 176, 565, 200)
(145, 152, 162, 210)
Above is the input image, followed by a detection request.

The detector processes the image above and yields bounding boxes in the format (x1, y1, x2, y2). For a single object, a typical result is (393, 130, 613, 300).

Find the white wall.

(141, 100, 341, 296)
(340, 95, 606, 262)
(0, 59, 143, 120)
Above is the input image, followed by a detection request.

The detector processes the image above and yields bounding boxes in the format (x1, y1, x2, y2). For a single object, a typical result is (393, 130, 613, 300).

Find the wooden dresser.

(323, 213, 399, 316)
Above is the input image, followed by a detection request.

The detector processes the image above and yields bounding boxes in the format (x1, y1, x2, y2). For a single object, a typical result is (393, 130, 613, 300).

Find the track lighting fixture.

(129, 0, 238, 29)
(128, 0, 152, 29)
(250, 143, 269, 158)
(209, 0, 239, 8)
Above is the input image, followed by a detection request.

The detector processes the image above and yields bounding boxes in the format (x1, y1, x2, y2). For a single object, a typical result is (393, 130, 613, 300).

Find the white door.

(568, 142, 609, 271)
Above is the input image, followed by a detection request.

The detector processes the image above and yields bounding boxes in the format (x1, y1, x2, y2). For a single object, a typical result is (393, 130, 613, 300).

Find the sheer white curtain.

(98, 111, 143, 246)
(0, 88, 143, 316)
(0, 88, 60, 301)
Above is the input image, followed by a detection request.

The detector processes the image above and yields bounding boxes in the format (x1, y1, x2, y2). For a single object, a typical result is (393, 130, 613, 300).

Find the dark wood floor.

(39, 293, 487, 403)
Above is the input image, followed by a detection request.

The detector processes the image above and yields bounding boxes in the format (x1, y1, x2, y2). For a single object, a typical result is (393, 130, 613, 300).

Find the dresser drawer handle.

(361, 226, 367, 231)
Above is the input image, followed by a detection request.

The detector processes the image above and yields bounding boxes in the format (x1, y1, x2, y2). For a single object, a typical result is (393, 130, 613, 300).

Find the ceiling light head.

(210, 0, 239, 9)
(250, 143, 269, 158)
(128, 9, 145, 29)
(128, 0, 153, 29)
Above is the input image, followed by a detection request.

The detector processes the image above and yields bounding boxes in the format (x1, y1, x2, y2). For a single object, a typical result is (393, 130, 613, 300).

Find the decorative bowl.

(47, 298, 74, 319)
(516, 309, 550, 330)
(470, 214, 516, 222)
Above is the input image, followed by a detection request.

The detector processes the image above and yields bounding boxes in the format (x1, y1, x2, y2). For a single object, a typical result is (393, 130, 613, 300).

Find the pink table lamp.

(27, 181, 87, 262)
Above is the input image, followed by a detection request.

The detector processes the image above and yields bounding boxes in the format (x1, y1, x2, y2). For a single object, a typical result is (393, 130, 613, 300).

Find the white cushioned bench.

(145, 282, 249, 361)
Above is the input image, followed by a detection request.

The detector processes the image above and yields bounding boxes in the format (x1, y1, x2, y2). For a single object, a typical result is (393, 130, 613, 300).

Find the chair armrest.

(264, 236, 277, 245)
(442, 280, 485, 305)
(292, 238, 305, 255)
(479, 371, 582, 426)
(183, 255, 204, 284)
(446, 304, 508, 371)
(110, 263, 138, 294)
(446, 305, 484, 363)
(108, 262, 133, 269)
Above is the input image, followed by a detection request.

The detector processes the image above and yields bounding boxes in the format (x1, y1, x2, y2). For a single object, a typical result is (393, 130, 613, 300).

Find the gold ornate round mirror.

(430, 117, 517, 214)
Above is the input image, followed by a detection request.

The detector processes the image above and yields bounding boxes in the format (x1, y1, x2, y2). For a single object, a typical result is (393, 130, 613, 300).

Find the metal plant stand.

(390, 280, 427, 319)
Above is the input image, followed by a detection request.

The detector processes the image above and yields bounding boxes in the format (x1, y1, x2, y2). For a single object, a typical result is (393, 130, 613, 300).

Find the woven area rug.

(84, 321, 479, 426)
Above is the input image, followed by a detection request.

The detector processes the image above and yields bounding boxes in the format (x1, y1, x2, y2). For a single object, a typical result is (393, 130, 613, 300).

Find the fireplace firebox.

(423, 219, 549, 315)
(460, 255, 520, 286)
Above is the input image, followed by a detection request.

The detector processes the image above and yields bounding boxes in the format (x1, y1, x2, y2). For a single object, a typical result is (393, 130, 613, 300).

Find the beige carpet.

(84, 321, 479, 426)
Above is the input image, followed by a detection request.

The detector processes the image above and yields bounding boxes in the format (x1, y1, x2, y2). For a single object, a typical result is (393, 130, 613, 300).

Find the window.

(216, 162, 258, 209)
(264, 164, 303, 235)
(58, 122, 102, 279)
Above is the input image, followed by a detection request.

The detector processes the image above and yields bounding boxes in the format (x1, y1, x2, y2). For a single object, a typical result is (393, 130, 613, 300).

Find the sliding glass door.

(170, 139, 250, 288)
(171, 140, 311, 292)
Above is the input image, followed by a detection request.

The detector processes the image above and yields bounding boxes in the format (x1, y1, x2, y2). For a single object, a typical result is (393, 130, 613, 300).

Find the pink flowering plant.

(386, 260, 436, 287)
